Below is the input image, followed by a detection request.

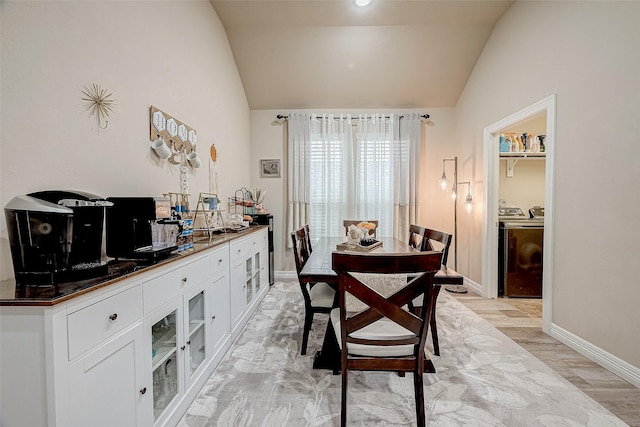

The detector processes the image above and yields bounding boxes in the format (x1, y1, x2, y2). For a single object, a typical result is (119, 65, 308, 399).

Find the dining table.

(299, 236, 463, 371)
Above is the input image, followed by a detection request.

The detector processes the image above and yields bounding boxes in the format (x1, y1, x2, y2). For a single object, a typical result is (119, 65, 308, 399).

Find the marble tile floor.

(448, 291, 640, 427)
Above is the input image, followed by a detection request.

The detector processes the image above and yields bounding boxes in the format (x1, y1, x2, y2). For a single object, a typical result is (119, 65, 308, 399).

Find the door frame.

(482, 94, 556, 333)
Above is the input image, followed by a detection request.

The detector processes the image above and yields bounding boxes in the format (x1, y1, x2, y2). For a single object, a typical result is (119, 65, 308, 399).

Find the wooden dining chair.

(408, 224, 428, 250)
(331, 250, 441, 427)
(291, 226, 335, 355)
(408, 226, 453, 356)
(342, 220, 379, 238)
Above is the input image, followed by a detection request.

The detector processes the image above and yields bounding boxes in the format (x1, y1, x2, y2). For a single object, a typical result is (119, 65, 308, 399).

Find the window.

(287, 113, 421, 241)
(308, 115, 395, 238)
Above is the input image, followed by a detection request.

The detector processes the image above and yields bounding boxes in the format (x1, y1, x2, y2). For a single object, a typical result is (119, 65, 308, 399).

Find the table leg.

(312, 321, 341, 374)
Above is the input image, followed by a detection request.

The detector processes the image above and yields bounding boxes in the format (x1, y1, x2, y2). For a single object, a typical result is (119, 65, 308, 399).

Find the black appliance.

(498, 206, 544, 297)
(252, 213, 274, 285)
(105, 197, 177, 261)
(5, 190, 112, 286)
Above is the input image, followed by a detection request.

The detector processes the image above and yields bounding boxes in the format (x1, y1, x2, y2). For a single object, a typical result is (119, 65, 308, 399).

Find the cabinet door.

(210, 273, 230, 353)
(230, 262, 247, 326)
(148, 301, 183, 424)
(259, 246, 269, 294)
(184, 284, 208, 384)
(245, 256, 254, 304)
(69, 323, 148, 427)
(253, 251, 261, 296)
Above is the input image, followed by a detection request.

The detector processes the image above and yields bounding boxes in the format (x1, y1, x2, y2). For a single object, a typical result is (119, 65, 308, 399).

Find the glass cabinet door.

(245, 257, 253, 303)
(151, 311, 178, 420)
(253, 252, 261, 294)
(187, 290, 206, 377)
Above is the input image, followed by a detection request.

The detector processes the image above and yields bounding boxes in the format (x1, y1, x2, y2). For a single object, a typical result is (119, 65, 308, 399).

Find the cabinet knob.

(212, 315, 216, 320)
(186, 340, 191, 345)
(181, 345, 186, 350)
(182, 277, 188, 283)
(109, 313, 118, 321)
(140, 387, 147, 395)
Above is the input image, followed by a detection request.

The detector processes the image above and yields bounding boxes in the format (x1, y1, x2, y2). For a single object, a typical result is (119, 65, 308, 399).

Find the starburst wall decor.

(81, 83, 116, 131)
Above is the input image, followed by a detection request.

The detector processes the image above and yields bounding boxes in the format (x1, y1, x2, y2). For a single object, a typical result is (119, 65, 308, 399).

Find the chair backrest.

(332, 251, 441, 355)
(408, 224, 427, 250)
(303, 224, 313, 254)
(408, 225, 452, 266)
(423, 228, 452, 266)
(291, 226, 311, 276)
(342, 220, 379, 238)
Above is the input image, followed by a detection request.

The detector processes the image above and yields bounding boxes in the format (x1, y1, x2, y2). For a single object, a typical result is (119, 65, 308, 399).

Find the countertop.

(0, 226, 266, 307)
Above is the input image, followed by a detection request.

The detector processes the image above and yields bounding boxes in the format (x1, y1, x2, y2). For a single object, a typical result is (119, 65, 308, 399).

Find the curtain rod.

(276, 114, 430, 120)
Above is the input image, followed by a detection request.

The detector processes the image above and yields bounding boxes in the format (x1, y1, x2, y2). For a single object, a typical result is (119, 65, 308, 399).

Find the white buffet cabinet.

(0, 227, 269, 427)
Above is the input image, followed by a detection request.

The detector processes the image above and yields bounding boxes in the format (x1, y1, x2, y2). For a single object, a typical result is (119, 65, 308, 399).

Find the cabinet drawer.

(209, 246, 229, 278)
(67, 286, 142, 360)
(230, 237, 252, 265)
(143, 256, 208, 314)
(258, 229, 268, 250)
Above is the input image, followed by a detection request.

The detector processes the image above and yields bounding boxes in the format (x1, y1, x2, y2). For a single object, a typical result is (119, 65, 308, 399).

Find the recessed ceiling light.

(355, 0, 371, 7)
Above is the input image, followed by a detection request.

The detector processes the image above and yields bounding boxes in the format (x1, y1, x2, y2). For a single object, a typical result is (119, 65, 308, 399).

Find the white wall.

(498, 160, 545, 210)
(454, 1, 640, 368)
(249, 108, 456, 273)
(0, 1, 251, 280)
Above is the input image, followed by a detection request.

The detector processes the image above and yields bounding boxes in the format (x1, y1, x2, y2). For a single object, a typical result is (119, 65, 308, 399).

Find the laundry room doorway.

(482, 95, 556, 334)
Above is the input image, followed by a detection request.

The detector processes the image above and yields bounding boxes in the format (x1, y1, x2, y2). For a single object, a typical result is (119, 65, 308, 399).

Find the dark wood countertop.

(0, 226, 266, 307)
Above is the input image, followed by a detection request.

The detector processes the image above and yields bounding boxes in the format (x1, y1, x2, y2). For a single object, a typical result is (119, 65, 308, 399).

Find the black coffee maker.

(4, 190, 112, 285)
(105, 197, 178, 262)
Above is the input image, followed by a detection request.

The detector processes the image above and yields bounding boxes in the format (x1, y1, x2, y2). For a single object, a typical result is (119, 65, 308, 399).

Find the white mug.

(187, 152, 202, 168)
(151, 138, 171, 159)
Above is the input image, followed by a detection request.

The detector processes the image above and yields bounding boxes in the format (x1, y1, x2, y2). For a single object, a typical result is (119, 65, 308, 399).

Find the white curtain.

(353, 113, 397, 237)
(286, 113, 312, 246)
(287, 113, 422, 241)
(393, 113, 423, 239)
(308, 114, 353, 238)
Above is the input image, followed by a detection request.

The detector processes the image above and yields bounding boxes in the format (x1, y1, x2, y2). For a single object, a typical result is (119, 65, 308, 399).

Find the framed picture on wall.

(260, 159, 281, 178)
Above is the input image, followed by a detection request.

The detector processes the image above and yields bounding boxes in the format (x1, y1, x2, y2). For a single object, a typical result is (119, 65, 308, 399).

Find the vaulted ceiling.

(210, 0, 514, 110)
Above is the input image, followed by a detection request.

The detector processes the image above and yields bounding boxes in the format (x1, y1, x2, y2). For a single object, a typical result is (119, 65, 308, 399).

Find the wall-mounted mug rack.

(149, 106, 201, 168)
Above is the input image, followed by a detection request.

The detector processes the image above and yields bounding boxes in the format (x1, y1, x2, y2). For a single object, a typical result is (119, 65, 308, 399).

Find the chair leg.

(430, 312, 439, 356)
(414, 369, 426, 427)
(430, 287, 442, 356)
(341, 365, 348, 427)
(301, 311, 313, 355)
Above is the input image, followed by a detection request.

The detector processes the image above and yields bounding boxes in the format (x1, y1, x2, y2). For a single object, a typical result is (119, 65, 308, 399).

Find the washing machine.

(498, 206, 544, 297)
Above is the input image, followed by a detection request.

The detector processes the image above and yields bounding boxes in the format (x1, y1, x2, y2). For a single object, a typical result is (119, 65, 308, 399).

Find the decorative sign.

(152, 111, 166, 132)
(188, 130, 197, 145)
(166, 118, 178, 137)
(149, 106, 197, 156)
(177, 124, 187, 142)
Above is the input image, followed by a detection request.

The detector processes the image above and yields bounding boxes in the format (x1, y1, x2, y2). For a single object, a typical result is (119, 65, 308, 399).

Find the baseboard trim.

(549, 323, 640, 389)
(463, 276, 482, 295)
(276, 270, 297, 281)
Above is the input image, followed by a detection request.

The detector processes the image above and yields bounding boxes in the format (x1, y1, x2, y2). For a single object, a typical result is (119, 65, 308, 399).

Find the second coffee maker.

(105, 197, 181, 262)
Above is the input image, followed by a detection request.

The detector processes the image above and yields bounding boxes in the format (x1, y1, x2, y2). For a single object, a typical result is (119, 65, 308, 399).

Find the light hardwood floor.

(447, 290, 640, 426)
